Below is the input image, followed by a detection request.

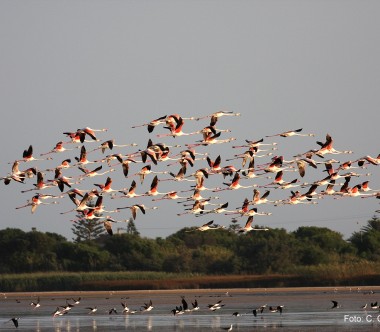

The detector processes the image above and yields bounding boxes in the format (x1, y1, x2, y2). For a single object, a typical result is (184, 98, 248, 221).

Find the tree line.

(0, 217, 379, 274)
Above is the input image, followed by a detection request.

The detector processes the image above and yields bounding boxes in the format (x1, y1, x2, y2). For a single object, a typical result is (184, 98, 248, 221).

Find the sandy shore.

(4, 285, 380, 298)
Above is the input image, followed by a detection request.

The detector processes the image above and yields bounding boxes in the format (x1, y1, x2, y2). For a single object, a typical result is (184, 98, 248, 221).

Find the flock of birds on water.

(1, 111, 379, 236)
(3, 288, 380, 329)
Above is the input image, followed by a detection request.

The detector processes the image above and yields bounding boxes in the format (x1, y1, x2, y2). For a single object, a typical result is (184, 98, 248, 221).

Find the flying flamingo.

(74, 146, 97, 166)
(195, 110, 241, 124)
(198, 202, 234, 216)
(235, 206, 271, 218)
(77, 127, 108, 141)
(156, 116, 199, 138)
(237, 216, 269, 233)
(40, 141, 74, 156)
(108, 155, 139, 177)
(266, 128, 315, 138)
(17, 145, 52, 163)
(177, 199, 209, 216)
(116, 204, 158, 220)
(233, 137, 277, 149)
(314, 134, 353, 157)
(45, 158, 72, 171)
(187, 131, 236, 148)
(152, 191, 188, 201)
(1, 161, 36, 185)
(128, 164, 168, 184)
(111, 180, 145, 199)
(213, 172, 257, 192)
(142, 175, 171, 197)
(21, 171, 57, 193)
(63, 130, 86, 144)
(184, 176, 221, 192)
(261, 171, 299, 190)
(94, 176, 124, 195)
(60, 189, 100, 214)
(15, 193, 59, 213)
(185, 220, 226, 232)
(160, 165, 194, 182)
(78, 165, 116, 179)
(88, 139, 137, 154)
(357, 154, 380, 166)
(250, 189, 273, 205)
(131, 115, 168, 132)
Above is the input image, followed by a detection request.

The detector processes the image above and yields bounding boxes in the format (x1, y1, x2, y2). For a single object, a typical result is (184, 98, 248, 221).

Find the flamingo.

(177, 188, 217, 203)
(358, 154, 380, 166)
(63, 130, 86, 144)
(93, 176, 124, 195)
(266, 128, 315, 138)
(77, 127, 108, 141)
(142, 175, 171, 197)
(261, 172, 299, 190)
(196, 110, 241, 124)
(177, 199, 207, 216)
(109, 155, 139, 177)
(15, 193, 59, 213)
(185, 176, 220, 192)
(240, 207, 272, 217)
(111, 180, 145, 199)
(261, 156, 294, 173)
(156, 116, 199, 138)
(240, 159, 267, 179)
(233, 137, 277, 149)
(21, 171, 57, 193)
(160, 165, 195, 182)
(131, 115, 167, 132)
(314, 134, 353, 157)
(128, 164, 168, 184)
(18, 145, 52, 162)
(117, 204, 158, 220)
(185, 220, 226, 232)
(40, 141, 73, 156)
(250, 189, 273, 205)
(60, 189, 99, 214)
(188, 131, 236, 147)
(45, 158, 72, 171)
(78, 165, 115, 179)
(237, 216, 269, 233)
(88, 139, 137, 154)
(213, 172, 257, 192)
(1, 161, 36, 185)
(152, 191, 188, 201)
(198, 202, 234, 216)
(74, 146, 97, 166)
(226, 150, 255, 167)
(52, 168, 77, 192)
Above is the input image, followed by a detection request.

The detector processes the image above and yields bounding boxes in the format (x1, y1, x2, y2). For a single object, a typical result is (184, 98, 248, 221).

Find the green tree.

(71, 215, 106, 242)
(349, 217, 380, 260)
(126, 218, 140, 236)
(293, 226, 354, 265)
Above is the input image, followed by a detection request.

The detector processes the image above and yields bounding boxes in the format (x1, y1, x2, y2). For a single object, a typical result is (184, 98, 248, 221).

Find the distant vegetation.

(1, 217, 380, 291)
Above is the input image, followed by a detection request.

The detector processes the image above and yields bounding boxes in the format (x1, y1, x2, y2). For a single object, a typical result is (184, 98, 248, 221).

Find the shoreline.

(4, 285, 380, 298)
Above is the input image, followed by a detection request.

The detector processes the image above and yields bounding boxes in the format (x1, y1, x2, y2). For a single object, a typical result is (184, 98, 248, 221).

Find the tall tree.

(71, 215, 106, 242)
(126, 218, 140, 236)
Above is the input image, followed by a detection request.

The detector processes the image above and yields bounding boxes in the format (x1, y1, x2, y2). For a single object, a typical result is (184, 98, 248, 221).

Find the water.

(1, 288, 379, 331)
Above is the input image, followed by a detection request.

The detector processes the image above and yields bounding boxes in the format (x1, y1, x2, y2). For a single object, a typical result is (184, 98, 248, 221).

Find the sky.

(0, 0, 379, 241)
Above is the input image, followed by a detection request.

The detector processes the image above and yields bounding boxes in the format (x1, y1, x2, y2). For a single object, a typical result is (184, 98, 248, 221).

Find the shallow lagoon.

(1, 287, 380, 331)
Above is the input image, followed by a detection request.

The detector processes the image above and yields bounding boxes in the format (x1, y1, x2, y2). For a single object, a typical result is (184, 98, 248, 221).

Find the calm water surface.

(1, 288, 380, 331)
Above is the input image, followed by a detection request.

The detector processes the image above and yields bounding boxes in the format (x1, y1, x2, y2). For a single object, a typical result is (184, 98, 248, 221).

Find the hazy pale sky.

(0, 1, 379, 240)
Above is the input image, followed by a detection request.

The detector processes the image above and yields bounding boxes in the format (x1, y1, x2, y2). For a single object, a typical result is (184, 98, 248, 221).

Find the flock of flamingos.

(1, 111, 379, 236)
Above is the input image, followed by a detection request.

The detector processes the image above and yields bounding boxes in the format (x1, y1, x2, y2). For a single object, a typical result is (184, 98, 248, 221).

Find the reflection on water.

(1, 288, 380, 331)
